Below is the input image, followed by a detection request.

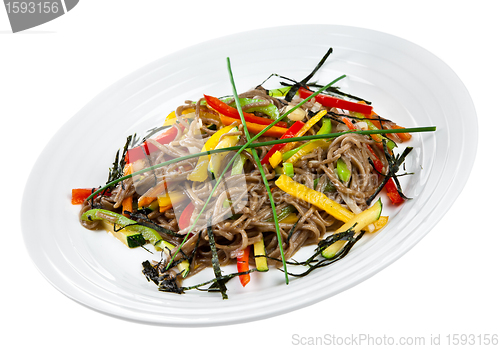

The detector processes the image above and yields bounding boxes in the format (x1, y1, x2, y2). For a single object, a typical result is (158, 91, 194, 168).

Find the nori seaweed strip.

(106, 135, 132, 187)
(185, 230, 202, 268)
(206, 217, 228, 299)
(286, 220, 300, 245)
(142, 261, 160, 285)
(285, 231, 365, 277)
(110, 218, 184, 239)
(284, 47, 333, 102)
(256, 73, 299, 90)
(158, 274, 184, 294)
(181, 269, 258, 292)
(304, 82, 372, 105)
(366, 141, 414, 205)
(124, 213, 185, 239)
(130, 133, 141, 148)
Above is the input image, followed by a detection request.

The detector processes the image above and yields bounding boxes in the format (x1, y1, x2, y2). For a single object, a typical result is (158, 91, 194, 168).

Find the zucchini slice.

(101, 220, 146, 248)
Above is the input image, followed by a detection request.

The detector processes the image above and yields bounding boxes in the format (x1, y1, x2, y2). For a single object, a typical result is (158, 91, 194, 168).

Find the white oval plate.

(21, 25, 477, 326)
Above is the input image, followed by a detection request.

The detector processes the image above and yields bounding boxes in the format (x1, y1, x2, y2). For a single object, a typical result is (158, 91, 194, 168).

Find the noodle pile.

(79, 87, 389, 281)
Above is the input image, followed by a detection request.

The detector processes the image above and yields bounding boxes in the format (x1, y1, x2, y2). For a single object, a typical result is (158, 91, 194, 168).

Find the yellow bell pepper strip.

(218, 113, 288, 138)
(81, 209, 190, 276)
(336, 158, 351, 182)
(253, 238, 268, 272)
(204, 94, 288, 128)
(285, 139, 330, 165)
(269, 151, 282, 168)
(187, 125, 236, 182)
(261, 120, 305, 165)
(275, 174, 353, 223)
(321, 199, 382, 259)
(158, 190, 188, 213)
(280, 110, 327, 154)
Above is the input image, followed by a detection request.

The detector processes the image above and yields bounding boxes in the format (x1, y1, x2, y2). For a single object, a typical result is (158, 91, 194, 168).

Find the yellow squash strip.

(280, 109, 327, 154)
(187, 125, 237, 182)
(269, 151, 283, 168)
(253, 238, 268, 272)
(279, 213, 299, 224)
(285, 139, 330, 164)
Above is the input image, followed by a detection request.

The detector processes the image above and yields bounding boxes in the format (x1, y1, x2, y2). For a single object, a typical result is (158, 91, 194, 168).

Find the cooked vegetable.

(81, 209, 190, 277)
(236, 247, 251, 287)
(253, 238, 269, 272)
(224, 97, 280, 121)
(71, 188, 110, 205)
(275, 174, 354, 223)
(188, 125, 237, 182)
(336, 158, 350, 182)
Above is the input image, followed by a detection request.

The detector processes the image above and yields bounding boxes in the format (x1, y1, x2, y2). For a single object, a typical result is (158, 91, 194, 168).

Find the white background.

(1, 1, 498, 348)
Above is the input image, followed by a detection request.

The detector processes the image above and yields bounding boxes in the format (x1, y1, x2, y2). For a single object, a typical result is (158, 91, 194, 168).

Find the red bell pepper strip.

(299, 87, 373, 115)
(219, 113, 288, 138)
(125, 127, 179, 163)
(71, 188, 111, 205)
(178, 202, 195, 230)
(236, 246, 251, 287)
(204, 94, 288, 129)
(342, 117, 404, 205)
(261, 120, 306, 165)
